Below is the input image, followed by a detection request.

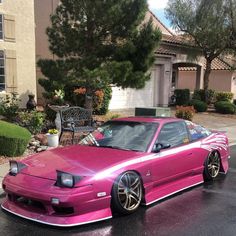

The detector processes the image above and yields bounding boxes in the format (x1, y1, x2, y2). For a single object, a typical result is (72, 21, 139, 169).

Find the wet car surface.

(0, 146, 236, 236)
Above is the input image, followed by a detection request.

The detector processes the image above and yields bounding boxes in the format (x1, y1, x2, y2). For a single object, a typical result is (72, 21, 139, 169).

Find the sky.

(147, 0, 171, 28)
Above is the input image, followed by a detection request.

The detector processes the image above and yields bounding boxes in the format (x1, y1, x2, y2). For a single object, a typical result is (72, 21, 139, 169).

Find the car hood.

(20, 145, 144, 180)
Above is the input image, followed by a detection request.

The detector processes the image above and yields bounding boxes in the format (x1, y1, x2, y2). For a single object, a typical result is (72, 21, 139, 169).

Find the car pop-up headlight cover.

(9, 161, 27, 176)
(56, 170, 83, 188)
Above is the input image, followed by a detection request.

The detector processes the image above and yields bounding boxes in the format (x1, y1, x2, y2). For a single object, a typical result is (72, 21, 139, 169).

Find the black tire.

(204, 151, 221, 181)
(111, 171, 142, 215)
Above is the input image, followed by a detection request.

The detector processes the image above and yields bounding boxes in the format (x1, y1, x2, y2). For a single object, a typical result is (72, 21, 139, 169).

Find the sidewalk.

(0, 111, 236, 196)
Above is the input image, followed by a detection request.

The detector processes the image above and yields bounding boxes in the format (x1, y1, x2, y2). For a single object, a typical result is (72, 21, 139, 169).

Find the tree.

(165, 0, 235, 92)
(38, 0, 161, 109)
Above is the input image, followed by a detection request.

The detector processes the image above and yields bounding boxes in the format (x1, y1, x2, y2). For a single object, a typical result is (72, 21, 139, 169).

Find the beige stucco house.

(0, 0, 36, 107)
(34, 3, 236, 109)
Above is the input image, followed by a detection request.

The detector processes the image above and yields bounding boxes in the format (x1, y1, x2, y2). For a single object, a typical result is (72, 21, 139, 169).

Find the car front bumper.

(1, 174, 112, 227)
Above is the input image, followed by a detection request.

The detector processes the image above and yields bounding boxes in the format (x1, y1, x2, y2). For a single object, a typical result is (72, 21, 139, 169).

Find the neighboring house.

(34, 3, 236, 109)
(0, 0, 36, 107)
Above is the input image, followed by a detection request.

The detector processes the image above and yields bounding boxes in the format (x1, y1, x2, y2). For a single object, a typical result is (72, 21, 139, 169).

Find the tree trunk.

(203, 58, 212, 103)
(203, 59, 212, 91)
(85, 87, 93, 110)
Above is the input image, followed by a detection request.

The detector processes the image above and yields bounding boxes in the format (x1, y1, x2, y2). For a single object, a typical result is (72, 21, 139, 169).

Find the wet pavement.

(0, 146, 236, 236)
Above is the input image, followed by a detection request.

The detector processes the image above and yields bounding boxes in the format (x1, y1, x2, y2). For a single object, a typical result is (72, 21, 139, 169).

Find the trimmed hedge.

(189, 99, 208, 112)
(174, 89, 190, 106)
(215, 92, 234, 102)
(192, 89, 215, 104)
(214, 101, 236, 114)
(0, 121, 31, 157)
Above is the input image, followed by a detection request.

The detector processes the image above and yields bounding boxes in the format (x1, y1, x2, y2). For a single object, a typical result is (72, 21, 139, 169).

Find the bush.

(17, 111, 46, 134)
(0, 121, 31, 157)
(95, 87, 112, 115)
(215, 92, 234, 102)
(189, 99, 208, 112)
(174, 89, 190, 106)
(175, 106, 195, 121)
(192, 89, 215, 104)
(214, 101, 236, 114)
(0, 93, 20, 121)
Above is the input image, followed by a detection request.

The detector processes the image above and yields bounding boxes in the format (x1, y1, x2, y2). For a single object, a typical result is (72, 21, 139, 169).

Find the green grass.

(0, 121, 31, 157)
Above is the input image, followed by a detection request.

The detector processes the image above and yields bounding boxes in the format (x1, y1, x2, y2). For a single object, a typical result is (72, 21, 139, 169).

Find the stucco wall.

(178, 70, 233, 93)
(0, 0, 36, 107)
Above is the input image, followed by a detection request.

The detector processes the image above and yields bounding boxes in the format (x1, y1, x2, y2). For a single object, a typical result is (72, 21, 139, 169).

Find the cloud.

(148, 0, 168, 10)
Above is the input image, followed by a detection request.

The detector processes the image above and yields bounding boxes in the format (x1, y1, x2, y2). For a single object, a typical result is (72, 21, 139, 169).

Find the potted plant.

(46, 129, 59, 147)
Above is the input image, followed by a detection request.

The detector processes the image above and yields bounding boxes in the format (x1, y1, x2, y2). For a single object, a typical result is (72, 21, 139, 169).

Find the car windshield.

(79, 121, 158, 152)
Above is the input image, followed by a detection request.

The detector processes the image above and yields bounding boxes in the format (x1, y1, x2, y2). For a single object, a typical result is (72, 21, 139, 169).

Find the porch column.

(196, 66, 204, 89)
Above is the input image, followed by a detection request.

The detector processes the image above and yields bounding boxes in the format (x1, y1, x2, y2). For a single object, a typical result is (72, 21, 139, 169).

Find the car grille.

(7, 193, 74, 216)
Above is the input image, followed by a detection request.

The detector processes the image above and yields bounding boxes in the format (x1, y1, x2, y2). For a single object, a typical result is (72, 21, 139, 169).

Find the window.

(157, 122, 189, 148)
(185, 121, 211, 141)
(0, 50, 5, 91)
(0, 14, 3, 39)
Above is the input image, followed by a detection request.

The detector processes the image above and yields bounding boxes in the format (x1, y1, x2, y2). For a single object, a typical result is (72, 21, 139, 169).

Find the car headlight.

(56, 170, 82, 188)
(9, 161, 26, 176)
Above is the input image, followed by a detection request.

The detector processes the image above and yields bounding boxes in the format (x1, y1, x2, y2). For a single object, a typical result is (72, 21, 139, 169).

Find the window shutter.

(4, 15, 15, 42)
(5, 50, 17, 91)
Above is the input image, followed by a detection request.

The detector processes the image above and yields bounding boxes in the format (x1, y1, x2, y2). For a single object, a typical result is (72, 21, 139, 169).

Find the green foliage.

(95, 87, 112, 115)
(17, 111, 46, 134)
(189, 99, 208, 112)
(214, 101, 236, 114)
(0, 121, 31, 157)
(215, 91, 234, 102)
(174, 89, 190, 105)
(192, 89, 215, 104)
(0, 93, 20, 121)
(175, 106, 195, 121)
(38, 0, 161, 109)
(166, 0, 236, 90)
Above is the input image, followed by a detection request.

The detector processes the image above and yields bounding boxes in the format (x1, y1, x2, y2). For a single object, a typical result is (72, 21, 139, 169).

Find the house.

(0, 0, 36, 107)
(34, 3, 236, 110)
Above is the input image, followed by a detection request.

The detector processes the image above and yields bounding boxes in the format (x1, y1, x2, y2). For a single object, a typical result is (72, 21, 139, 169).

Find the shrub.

(0, 121, 31, 157)
(215, 92, 234, 102)
(175, 106, 195, 121)
(192, 89, 215, 104)
(214, 101, 236, 114)
(0, 93, 20, 121)
(17, 111, 46, 134)
(174, 89, 190, 106)
(95, 87, 112, 115)
(189, 99, 208, 112)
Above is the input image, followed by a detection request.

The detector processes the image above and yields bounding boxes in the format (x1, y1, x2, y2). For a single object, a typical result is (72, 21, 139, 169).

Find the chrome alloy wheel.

(117, 171, 142, 211)
(207, 151, 220, 178)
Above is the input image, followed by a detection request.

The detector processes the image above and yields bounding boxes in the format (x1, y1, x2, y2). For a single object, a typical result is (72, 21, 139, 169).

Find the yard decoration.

(46, 129, 59, 147)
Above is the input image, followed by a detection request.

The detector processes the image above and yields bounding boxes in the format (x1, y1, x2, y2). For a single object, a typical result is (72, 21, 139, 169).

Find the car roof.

(112, 116, 183, 125)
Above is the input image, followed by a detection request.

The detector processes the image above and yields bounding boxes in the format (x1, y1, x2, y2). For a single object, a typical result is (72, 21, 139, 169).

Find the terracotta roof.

(178, 58, 232, 71)
(155, 45, 176, 56)
(162, 34, 195, 47)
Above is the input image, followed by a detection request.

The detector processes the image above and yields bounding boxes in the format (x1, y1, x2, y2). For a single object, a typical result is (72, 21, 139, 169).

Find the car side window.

(185, 121, 211, 141)
(157, 121, 190, 148)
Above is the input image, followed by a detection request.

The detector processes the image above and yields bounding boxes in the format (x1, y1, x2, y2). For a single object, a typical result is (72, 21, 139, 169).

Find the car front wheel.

(204, 151, 221, 181)
(111, 171, 142, 215)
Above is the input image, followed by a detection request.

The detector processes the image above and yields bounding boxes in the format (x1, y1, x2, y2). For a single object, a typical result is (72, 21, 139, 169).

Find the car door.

(150, 121, 196, 187)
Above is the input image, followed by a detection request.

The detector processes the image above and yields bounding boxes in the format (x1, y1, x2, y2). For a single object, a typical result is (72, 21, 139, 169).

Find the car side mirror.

(153, 143, 171, 153)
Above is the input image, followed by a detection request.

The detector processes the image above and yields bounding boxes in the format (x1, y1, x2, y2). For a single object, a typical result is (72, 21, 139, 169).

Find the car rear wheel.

(204, 151, 221, 181)
(111, 171, 142, 215)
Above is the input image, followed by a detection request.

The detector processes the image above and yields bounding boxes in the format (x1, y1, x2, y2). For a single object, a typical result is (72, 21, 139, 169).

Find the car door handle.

(187, 153, 193, 156)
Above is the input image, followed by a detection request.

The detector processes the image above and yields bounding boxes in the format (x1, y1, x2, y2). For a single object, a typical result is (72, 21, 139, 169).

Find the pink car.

(1, 117, 230, 227)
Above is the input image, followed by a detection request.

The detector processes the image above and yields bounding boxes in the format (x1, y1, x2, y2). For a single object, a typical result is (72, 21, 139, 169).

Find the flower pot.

(46, 133, 59, 147)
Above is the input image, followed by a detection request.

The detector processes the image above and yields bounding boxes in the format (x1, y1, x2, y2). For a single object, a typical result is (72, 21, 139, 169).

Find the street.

(0, 146, 236, 236)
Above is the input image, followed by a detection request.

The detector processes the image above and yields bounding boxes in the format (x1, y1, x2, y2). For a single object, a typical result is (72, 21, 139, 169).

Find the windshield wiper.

(96, 145, 142, 152)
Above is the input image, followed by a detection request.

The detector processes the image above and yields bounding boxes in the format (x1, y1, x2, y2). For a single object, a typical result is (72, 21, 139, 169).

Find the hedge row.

(0, 121, 31, 157)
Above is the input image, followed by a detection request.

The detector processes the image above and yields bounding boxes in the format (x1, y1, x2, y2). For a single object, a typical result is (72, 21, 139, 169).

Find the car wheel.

(204, 151, 221, 181)
(111, 171, 142, 215)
